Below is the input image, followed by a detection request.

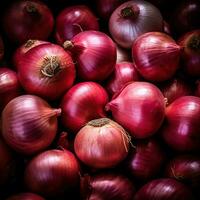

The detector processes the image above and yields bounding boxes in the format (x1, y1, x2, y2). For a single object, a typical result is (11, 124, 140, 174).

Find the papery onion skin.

(24, 149, 80, 197)
(125, 138, 166, 181)
(74, 118, 130, 169)
(61, 82, 108, 133)
(165, 155, 200, 190)
(109, 0, 163, 49)
(2, 95, 61, 155)
(55, 5, 99, 45)
(18, 43, 75, 100)
(0, 68, 21, 112)
(82, 173, 135, 200)
(134, 178, 194, 200)
(178, 30, 200, 77)
(6, 193, 45, 200)
(162, 96, 200, 152)
(106, 82, 165, 138)
(3, 0, 54, 44)
(132, 32, 181, 82)
(105, 62, 141, 97)
(63, 30, 116, 81)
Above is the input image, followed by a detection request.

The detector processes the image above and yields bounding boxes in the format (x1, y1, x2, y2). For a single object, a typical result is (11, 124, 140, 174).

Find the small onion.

(109, 0, 163, 49)
(2, 95, 61, 155)
(61, 82, 108, 133)
(55, 5, 99, 45)
(162, 96, 200, 152)
(132, 32, 181, 82)
(74, 118, 130, 169)
(134, 178, 194, 200)
(106, 82, 166, 138)
(6, 193, 45, 200)
(63, 30, 116, 81)
(24, 149, 80, 197)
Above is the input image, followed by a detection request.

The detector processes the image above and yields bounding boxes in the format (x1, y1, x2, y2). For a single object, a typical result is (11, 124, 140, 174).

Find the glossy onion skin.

(6, 193, 45, 200)
(61, 82, 108, 133)
(109, 0, 163, 49)
(162, 96, 200, 152)
(132, 32, 181, 82)
(3, 0, 54, 44)
(134, 178, 194, 200)
(2, 95, 60, 155)
(24, 149, 80, 197)
(55, 5, 99, 45)
(106, 82, 165, 138)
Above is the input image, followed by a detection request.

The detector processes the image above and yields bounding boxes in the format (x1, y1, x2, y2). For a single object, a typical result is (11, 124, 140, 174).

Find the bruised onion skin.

(178, 30, 200, 77)
(109, 0, 163, 49)
(24, 149, 80, 197)
(134, 178, 194, 200)
(17, 43, 75, 100)
(106, 82, 165, 138)
(55, 5, 99, 45)
(74, 118, 130, 169)
(2, 95, 61, 155)
(132, 32, 181, 82)
(162, 96, 200, 152)
(82, 173, 135, 200)
(6, 193, 45, 200)
(61, 82, 108, 133)
(63, 30, 116, 81)
(3, 0, 54, 44)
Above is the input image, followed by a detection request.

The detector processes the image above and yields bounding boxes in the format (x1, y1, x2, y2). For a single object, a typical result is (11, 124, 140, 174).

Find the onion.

(24, 149, 80, 197)
(63, 30, 116, 81)
(3, 0, 54, 44)
(2, 95, 61, 155)
(132, 32, 181, 82)
(134, 178, 194, 200)
(105, 62, 141, 97)
(81, 173, 135, 200)
(116, 45, 131, 63)
(74, 118, 130, 169)
(109, 0, 163, 49)
(17, 43, 75, 100)
(61, 82, 108, 133)
(106, 82, 166, 138)
(162, 96, 200, 152)
(55, 5, 99, 45)
(159, 78, 193, 105)
(6, 193, 45, 200)
(165, 155, 200, 190)
(178, 30, 200, 77)
(125, 138, 165, 181)
(0, 68, 21, 112)
(0, 36, 4, 60)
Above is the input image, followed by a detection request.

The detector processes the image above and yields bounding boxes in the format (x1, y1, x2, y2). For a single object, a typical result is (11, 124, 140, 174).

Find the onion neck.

(41, 56, 61, 78)
(25, 2, 40, 18)
(120, 5, 140, 19)
(63, 41, 74, 50)
(188, 35, 200, 52)
(54, 108, 62, 116)
(88, 118, 110, 127)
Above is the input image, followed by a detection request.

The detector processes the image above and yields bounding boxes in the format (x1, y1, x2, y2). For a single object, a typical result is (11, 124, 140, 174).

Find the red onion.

(106, 82, 166, 138)
(6, 193, 45, 200)
(125, 138, 165, 181)
(132, 32, 181, 82)
(55, 5, 99, 45)
(0, 36, 4, 60)
(159, 78, 193, 105)
(178, 30, 200, 77)
(116, 45, 131, 63)
(63, 30, 116, 81)
(74, 118, 130, 169)
(81, 173, 135, 200)
(17, 43, 75, 100)
(105, 62, 141, 97)
(134, 178, 194, 200)
(0, 68, 21, 112)
(61, 82, 108, 133)
(162, 96, 200, 152)
(109, 0, 163, 49)
(165, 155, 200, 190)
(2, 95, 61, 155)
(24, 149, 80, 197)
(3, 0, 54, 44)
